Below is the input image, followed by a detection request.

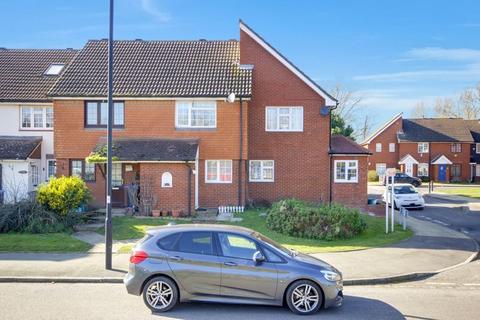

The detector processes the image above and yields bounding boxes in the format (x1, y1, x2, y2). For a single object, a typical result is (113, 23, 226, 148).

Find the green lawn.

(0, 233, 92, 252)
(436, 187, 480, 199)
(106, 211, 412, 254)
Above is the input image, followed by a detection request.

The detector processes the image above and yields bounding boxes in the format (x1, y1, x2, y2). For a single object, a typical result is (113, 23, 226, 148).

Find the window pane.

(206, 161, 217, 181)
(336, 162, 346, 180)
(219, 160, 232, 182)
(157, 233, 180, 251)
(218, 233, 257, 260)
(31, 165, 39, 186)
(114, 102, 124, 125)
(48, 160, 56, 178)
(84, 162, 96, 181)
(347, 168, 357, 181)
(263, 246, 283, 263)
(33, 108, 43, 128)
(71, 160, 82, 178)
(86, 102, 98, 125)
(112, 163, 122, 186)
(100, 102, 108, 125)
(266, 108, 277, 130)
(263, 167, 274, 180)
(176, 102, 189, 126)
(21, 107, 31, 128)
(250, 161, 261, 180)
(177, 232, 213, 255)
(191, 102, 215, 127)
(46, 107, 53, 128)
(291, 107, 303, 131)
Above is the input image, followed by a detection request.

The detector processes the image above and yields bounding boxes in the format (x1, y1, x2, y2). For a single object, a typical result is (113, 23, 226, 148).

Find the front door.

(111, 163, 125, 207)
(405, 163, 414, 177)
(438, 164, 447, 182)
(217, 232, 278, 300)
(167, 231, 222, 296)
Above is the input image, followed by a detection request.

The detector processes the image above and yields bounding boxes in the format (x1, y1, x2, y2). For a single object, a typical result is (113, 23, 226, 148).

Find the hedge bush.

(0, 200, 80, 233)
(266, 199, 367, 240)
(37, 176, 91, 216)
(368, 170, 379, 182)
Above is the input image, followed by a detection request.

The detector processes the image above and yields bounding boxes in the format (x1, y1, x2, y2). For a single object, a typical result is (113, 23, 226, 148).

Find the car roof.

(393, 183, 416, 187)
(145, 223, 255, 236)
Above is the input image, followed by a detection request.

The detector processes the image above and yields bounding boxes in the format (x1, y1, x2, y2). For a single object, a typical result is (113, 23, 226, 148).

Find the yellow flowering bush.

(37, 176, 91, 216)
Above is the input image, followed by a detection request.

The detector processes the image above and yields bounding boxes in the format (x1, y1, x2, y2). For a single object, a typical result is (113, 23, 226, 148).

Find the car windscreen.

(394, 186, 416, 194)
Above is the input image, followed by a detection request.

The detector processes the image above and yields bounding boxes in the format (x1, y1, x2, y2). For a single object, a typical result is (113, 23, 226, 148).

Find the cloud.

(404, 47, 480, 61)
(140, 0, 171, 22)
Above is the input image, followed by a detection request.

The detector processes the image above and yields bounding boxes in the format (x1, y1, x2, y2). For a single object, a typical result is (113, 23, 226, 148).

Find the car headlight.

(321, 270, 341, 282)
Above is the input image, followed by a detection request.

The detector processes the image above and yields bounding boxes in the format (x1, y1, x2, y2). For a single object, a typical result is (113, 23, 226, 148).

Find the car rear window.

(157, 233, 180, 251)
(177, 232, 213, 255)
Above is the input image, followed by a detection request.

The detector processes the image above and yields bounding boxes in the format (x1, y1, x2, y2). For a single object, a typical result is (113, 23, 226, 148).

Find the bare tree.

(331, 84, 362, 123)
(356, 115, 374, 142)
(411, 101, 428, 118)
(431, 83, 480, 119)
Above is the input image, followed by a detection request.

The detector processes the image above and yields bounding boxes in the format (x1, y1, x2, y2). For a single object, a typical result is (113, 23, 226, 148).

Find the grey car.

(124, 224, 343, 315)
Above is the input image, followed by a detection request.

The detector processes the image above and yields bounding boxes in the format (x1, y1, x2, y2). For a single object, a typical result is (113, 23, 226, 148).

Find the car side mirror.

(253, 251, 265, 263)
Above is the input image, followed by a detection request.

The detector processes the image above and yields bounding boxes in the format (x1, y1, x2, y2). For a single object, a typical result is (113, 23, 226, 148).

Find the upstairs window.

(20, 106, 53, 129)
(85, 101, 124, 127)
(389, 143, 395, 152)
(44, 63, 65, 76)
(334, 160, 358, 183)
(266, 107, 303, 132)
(417, 142, 429, 153)
(451, 143, 461, 153)
(176, 101, 216, 128)
(375, 143, 382, 152)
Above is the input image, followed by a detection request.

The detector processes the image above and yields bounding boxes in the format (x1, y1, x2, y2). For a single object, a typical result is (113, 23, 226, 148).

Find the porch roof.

(0, 136, 42, 160)
(94, 138, 198, 162)
(398, 154, 419, 165)
(431, 154, 453, 165)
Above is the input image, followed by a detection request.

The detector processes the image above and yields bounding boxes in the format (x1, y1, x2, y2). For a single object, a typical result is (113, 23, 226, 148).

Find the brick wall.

(240, 29, 331, 205)
(331, 156, 369, 210)
(363, 116, 402, 171)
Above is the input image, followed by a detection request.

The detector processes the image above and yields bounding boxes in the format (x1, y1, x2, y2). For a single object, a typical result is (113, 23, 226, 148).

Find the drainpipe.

(185, 162, 192, 216)
(328, 102, 339, 203)
(238, 97, 243, 206)
(428, 142, 432, 193)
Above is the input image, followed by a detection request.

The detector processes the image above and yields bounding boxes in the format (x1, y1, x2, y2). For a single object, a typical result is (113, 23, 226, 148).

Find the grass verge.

(435, 187, 480, 199)
(0, 233, 92, 252)
(109, 210, 413, 254)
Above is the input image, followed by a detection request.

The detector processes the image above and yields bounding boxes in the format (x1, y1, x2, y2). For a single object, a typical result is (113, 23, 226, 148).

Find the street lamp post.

(105, 0, 114, 270)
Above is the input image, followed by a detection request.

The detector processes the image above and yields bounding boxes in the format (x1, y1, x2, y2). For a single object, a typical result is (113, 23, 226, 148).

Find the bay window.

(205, 160, 232, 183)
(20, 106, 53, 129)
(334, 160, 358, 183)
(176, 101, 216, 128)
(249, 160, 274, 182)
(266, 106, 303, 132)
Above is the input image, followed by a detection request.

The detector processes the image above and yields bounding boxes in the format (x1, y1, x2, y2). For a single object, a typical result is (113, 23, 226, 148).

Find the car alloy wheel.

(287, 280, 322, 315)
(142, 277, 178, 312)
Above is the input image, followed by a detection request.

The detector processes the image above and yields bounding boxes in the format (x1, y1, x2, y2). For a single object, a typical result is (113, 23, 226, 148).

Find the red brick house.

(362, 113, 480, 183)
(45, 21, 369, 213)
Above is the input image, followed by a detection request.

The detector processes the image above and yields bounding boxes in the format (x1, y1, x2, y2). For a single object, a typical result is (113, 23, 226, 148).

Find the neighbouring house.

(362, 113, 480, 183)
(0, 48, 77, 203)
(18, 20, 369, 213)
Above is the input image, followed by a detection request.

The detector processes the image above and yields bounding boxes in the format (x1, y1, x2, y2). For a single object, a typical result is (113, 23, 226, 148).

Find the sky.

(1, 0, 480, 133)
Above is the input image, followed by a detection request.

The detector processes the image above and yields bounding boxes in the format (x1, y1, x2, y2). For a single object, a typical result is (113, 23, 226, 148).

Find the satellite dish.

(320, 105, 330, 116)
(226, 93, 236, 103)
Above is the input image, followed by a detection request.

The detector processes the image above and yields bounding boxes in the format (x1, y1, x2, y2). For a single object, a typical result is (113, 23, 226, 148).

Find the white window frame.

(376, 163, 387, 176)
(205, 160, 232, 184)
(161, 172, 173, 188)
(418, 142, 429, 153)
(31, 164, 39, 187)
(265, 106, 303, 132)
(249, 160, 274, 182)
(47, 159, 56, 180)
(389, 143, 395, 153)
(44, 63, 65, 75)
(334, 160, 359, 183)
(476, 143, 480, 154)
(20, 106, 53, 130)
(375, 143, 382, 152)
(476, 164, 480, 177)
(418, 163, 429, 177)
(175, 100, 217, 129)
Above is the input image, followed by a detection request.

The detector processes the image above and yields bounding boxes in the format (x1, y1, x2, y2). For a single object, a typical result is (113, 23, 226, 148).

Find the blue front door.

(438, 164, 447, 182)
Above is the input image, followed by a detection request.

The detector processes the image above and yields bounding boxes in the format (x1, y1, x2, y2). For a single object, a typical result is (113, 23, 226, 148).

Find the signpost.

(385, 168, 397, 234)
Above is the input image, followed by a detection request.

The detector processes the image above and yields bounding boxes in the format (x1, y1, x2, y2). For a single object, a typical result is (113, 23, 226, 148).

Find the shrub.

(266, 199, 367, 240)
(0, 200, 81, 233)
(37, 176, 91, 216)
(368, 170, 379, 182)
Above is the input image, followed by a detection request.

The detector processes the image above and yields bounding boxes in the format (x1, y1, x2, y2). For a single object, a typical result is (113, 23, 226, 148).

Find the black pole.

(105, 0, 114, 270)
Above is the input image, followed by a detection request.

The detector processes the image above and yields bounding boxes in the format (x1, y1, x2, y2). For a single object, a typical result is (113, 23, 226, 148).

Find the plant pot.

(172, 210, 183, 218)
(152, 209, 161, 217)
(160, 210, 168, 217)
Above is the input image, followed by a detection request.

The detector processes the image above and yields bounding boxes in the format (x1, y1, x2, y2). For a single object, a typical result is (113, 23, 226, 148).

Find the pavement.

(0, 213, 477, 284)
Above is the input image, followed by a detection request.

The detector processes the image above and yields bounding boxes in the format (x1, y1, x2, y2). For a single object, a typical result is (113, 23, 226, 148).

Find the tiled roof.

(330, 135, 371, 154)
(0, 136, 42, 160)
(93, 138, 198, 162)
(398, 118, 475, 143)
(0, 49, 77, 102)
(466, 120, 480, 142)
(49, 40, 252, 98)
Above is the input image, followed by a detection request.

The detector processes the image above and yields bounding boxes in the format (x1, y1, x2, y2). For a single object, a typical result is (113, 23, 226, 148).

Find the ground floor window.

(418, 163, 429, 177)
(249, 160, 274, 182)
(31, 164, 39, 187)
(451, 164, 461, 180)
(205, 160, 232, 183)
(376, 163, 386, 176)
(476, 165, 480, 177)
(112, 163, 123, 187)
(70, 160, 96, 182)
(334, 160, 358, 183)
(47, 160, 56, 179)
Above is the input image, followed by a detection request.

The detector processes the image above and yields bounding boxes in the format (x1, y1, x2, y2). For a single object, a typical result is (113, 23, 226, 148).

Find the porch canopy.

(431, 154, 453, 165)
(92, 137, 198, 162)
(398, 154, 419, 165)
(0, 136, 42, 160)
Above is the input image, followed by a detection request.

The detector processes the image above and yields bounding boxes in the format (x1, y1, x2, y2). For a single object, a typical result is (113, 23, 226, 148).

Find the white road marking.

(433, 219, 449, 226)
(462, 230, 470, 234)
(425, 282, 456, 286)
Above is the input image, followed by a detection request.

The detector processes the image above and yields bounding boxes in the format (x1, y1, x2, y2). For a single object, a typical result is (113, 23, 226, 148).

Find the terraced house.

(0, 21, 370, 211)
(362, 113, 480, 183)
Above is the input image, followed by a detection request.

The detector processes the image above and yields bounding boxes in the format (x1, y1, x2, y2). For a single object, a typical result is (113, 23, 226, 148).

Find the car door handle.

(224, 261, 237, 266)
(169, 255, 183, 261)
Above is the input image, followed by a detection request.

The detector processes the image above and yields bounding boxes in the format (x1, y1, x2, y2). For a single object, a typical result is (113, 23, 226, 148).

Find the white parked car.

(382, 183, 425, 210)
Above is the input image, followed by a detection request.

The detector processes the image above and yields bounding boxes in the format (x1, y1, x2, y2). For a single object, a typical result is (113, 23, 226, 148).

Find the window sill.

(175, 127, 216, 132)
(249, 180, 274, 183)
(334, 180, 358, 184)
(19, 128, 53, 131)
(205, 181, 232, 184)
(84, 127, 125, 131)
